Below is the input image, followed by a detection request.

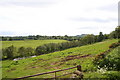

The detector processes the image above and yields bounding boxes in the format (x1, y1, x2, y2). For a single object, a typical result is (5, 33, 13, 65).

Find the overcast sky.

(0, 0, 119, 36)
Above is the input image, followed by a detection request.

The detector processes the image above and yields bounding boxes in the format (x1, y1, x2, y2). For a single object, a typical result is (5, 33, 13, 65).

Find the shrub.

(18, 47, 26, 57)
(5, 45, 16, 59)
(94, 46, 120, 71)
(93, 52, 106, 65)
(35, 45, 47, 55)
(26, 47, 34, 56)
(109, 42, 120, 49)
(105, 71, 120, 79)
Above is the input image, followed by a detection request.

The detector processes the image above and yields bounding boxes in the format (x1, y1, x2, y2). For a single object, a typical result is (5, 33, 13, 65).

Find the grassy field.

(1, 39, 67, 49)
(2, 39, 118, 78)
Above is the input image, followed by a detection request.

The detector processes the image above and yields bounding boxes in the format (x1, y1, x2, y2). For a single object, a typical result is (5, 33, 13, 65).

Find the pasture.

(2, 39, 118, 78)
(1, 39, 67, 49)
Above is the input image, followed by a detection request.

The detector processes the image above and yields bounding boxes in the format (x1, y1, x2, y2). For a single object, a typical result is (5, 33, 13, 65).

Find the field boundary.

(13, 65, 81, 80)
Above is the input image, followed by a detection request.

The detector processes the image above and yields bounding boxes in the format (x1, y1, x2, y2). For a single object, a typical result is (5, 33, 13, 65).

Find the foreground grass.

(2, 39, 118, 78)
(2, 39, 67, 49)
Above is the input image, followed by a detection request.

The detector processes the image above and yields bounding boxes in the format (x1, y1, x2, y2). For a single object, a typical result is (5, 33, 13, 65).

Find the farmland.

(1, 39, 67, 49)
(2, 39, 119, 78)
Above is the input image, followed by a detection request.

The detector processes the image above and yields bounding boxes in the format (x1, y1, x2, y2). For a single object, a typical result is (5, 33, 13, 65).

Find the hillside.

(2, 39, 118, 78)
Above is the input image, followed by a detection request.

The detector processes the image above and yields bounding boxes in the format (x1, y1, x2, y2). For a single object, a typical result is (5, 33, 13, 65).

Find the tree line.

(2, 41, 83, 59)
(1, 35, 81, 41)
(1, 26, 119, 41)
(1, 26, 120, 60)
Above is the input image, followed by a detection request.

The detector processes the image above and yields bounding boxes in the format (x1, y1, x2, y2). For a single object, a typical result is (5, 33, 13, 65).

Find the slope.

(2, 39, 118, 78)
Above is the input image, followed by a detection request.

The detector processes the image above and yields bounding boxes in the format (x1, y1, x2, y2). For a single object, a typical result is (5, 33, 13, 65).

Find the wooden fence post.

(77, 65, 82, 71)
(55, 72, 56, 79)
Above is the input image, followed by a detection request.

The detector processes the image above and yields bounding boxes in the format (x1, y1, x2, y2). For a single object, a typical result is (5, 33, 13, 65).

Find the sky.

(0, 0, 119, 36)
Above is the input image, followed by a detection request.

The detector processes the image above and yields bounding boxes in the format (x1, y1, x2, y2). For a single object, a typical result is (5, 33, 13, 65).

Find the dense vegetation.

(93, 41, 120, 71)
(1, 40, 67, 59)
(99, 46, 120, 71)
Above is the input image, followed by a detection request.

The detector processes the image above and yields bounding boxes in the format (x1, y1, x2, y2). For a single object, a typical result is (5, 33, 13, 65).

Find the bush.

(118, 39, 120, 43)
(93, 52, 106, 65)
(109, 42, 120, 49)
(105, 71, 120, 79)
(35, 45, 47, 55)
(2, 48, 7, 59)
(18, 47, 26, 57)
(95, 46, 120, 71)
(26, 47, 34, 56)
(5, 45, 16, 59)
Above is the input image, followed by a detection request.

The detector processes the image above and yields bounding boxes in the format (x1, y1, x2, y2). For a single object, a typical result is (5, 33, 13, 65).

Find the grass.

(2, 39, 118, 78)
(1, 39, 67, 49)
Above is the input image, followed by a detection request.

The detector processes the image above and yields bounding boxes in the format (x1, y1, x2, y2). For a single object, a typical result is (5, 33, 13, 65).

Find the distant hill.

(76, 34, 88, 37)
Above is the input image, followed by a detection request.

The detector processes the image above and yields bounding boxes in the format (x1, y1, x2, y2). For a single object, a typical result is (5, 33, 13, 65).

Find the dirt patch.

(53, 66, 61, 69)
(50, 61, 64, 66)
(48, 66, 60, 69)
(38, 59, 44, 61)
(61, 54, 91, 62)
(51, 62, 58, 65)
(45, 65, 61, 70)
(7, 68, 16, 72)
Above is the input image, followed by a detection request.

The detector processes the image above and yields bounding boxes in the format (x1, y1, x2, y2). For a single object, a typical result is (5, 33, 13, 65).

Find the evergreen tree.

(97, 32, 104, 42)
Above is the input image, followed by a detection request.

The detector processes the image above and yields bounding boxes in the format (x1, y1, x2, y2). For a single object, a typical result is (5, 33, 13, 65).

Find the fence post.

(55, 72, 56, 79)
(76, 65, 83, 79)
(77, 65, 82, 71)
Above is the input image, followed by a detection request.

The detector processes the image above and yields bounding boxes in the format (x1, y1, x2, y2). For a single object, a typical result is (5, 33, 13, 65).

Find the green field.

(2, 39, 118, 78)
(1, 39, 67, 49)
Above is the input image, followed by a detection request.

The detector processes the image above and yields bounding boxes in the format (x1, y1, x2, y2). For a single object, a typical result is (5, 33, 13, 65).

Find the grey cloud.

(0, 0, 59, 7)
(78, 26, 98, 30)
(118, 2, 120, 26)
(0, 16, 10, 20)
(0, 31, 30, 36)
(70, 17, 117, 23)
(97, 4, 117, 12)
(0, 31, 16, 36)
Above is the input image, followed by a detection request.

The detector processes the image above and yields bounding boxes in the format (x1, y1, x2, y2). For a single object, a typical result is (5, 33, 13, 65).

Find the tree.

(18, 47, 26, 57)
(97, 32, 104, 42)
(104, 34, 109, 39)
(5, 45, 16, 59)
(36, 35, 40, 40)
(2, 48, 7, 59)
(109, 31, 117, 39)
(35, 45, 47, 55)
(26, 47, 34, 56)
(80, 34, 95, 44)
(115, 26, 120, 38)
(64, 35, 68, 37)
(109, 26, 120, 39)
(9, 37, 13, 41)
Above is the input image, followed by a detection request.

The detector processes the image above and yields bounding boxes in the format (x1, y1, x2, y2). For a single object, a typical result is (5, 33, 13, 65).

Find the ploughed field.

(2, 39, 118, 78)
